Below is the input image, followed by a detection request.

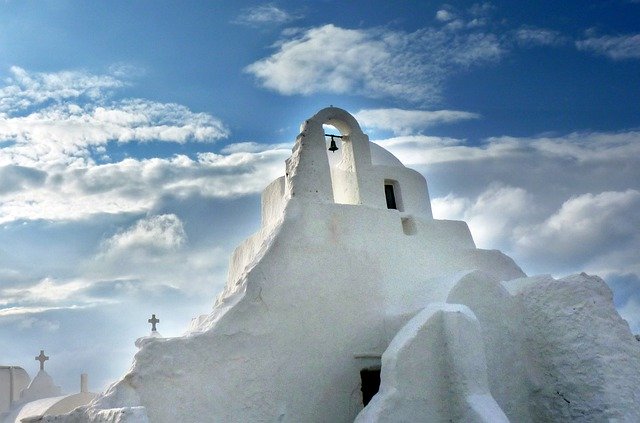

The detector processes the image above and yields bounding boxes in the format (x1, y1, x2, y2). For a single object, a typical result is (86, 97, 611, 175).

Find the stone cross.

(35, 350, 49, 370)
(148, 314, 160, 332)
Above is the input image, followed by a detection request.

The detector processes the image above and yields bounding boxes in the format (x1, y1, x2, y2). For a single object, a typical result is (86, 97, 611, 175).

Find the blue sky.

(0, 0, 639, 394)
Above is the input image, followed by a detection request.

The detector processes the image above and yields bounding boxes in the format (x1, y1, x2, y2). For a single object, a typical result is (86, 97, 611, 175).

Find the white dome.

(370, 142, 404, 167)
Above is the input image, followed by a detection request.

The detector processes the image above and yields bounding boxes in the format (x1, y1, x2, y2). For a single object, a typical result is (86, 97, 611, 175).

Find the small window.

(384, 184, 397, 209)
(384, 180, 403, 211)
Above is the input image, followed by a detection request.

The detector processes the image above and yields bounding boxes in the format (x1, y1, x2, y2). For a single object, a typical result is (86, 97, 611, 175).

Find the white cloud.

(101, 214, 187, 255)
(245, 24, 503, 103)
(234, 4, 300, 26)
(374, 134, 515, 166)
(355, 108, 479, 135)
(220, 141, 292, 154)
(432, 184, 536, 249)
(0, 277, 91, 304)
(0, 100, 229, 168)
(0, 165, 46, 193)
(0, 66, 123, 113)
(435, 4, 492, 29)
(0, 304, 91, 317)
(576, 34, 640, 59)
(88, 215, 227, 293)
(376, 129, 640, 166)
(432, 187, 640, 280)
(0, 148, 289, 224)
(516, 27, 567, 47)
(514, 190, 640, 264)
(377, 129, 640, 279)
(0, 67, 229, 168)
(436, 9, 455, 22)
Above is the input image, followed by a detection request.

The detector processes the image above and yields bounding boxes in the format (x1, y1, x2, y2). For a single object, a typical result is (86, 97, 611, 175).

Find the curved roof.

(4, 395, 66, 423)
(370, 142, 404, 167)
(5, 392, 97, 423)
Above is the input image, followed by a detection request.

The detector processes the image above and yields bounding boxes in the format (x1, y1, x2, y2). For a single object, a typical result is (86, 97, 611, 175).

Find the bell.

(328, 139, 339, 152)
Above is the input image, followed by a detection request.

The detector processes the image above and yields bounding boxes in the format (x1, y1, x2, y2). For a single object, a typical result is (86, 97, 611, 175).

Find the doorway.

(360, 368, 381, 406)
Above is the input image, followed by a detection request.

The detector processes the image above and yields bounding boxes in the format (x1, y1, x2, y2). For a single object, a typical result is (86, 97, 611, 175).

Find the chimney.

(80, 373, 88, 393)
(9, 366, 14, 405)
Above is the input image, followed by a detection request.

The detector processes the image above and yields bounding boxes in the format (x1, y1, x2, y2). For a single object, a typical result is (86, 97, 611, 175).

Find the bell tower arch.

(285, 106, 374, 205)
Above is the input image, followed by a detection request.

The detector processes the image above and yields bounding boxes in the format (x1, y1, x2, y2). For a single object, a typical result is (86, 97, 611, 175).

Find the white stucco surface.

(52, 107, 640, 422)
(355, 303, 508, 423)
(0, 367, 30, 415)
(19, 371, 61, 404)
(3, 373, 97, 423)
(503, 273, 640, 422)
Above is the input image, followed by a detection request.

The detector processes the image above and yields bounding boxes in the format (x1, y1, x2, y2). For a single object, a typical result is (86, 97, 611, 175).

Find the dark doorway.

(360, 368, 381, 406)
(384, 184, 397, 209)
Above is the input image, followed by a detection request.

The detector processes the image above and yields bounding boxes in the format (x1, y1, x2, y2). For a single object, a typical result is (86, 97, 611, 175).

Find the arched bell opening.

(323, 123, 345, 169)
(303, 107, 370, 206)
(321, 121, 360, 205)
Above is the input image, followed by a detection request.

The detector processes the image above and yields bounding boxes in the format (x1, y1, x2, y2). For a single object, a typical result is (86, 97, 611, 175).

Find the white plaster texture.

(134, 331, 162, 350)
(4, 392, 97, 423)
(42, 406, 148, 423)
(354, 303, 508, 423)
(52, 108, 640, 422)
(446, 270, 532, 421)
(503, 273, 640, 422)
(19, 370, 62, 404)
(0, 367, 30, 415)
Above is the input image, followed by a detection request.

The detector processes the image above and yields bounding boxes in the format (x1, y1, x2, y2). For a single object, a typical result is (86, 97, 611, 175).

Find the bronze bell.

(328, 139, 339, 152)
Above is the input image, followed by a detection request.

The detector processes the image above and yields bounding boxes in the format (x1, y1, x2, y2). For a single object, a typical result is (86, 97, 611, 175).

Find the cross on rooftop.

(148, 314, 160, 332)
(35, 350, 49, 370)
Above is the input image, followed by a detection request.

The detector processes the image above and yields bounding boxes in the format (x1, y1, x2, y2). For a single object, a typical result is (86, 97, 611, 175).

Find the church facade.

(49, 108, 640, 422)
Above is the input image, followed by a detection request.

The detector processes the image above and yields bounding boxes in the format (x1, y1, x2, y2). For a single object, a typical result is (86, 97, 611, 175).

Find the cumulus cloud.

(79, 212, 232, 294)
(0, 100, 229, 168)
(576, 34, 640, 59)
(0, 148, 288, 224)
(0, 67, 229, 168)
(432, 187, 640, 281)
(233, 4, 300, 26)
(0, 66, 123, 113)
(377, 129, 640, 281)
(433, 184, 537, 249)
(101, 214, 187, 255)
(245, 24, 503, 103)
(436, 9, 456, 22)
(0, 165, 46, 194)
(354, 108, 479, 135)
(0, 66, 270, 225)
(514, 190, 640, 266)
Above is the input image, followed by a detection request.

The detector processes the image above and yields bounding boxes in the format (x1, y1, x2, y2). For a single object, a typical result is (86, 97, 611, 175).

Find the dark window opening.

(385, 184, 397, 209)
(360, 368, 381, 406)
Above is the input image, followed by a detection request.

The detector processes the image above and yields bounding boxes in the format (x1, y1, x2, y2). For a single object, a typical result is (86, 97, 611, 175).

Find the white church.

(1, 351, 96, 422)
(5, 107, 640, 422)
